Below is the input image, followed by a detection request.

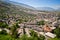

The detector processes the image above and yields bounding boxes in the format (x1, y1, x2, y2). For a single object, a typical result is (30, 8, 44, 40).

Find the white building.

(45, 32, 56, 38)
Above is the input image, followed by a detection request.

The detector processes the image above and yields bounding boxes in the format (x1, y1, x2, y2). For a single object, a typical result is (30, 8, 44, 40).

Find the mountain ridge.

(36, 7, 55, 11)
(5, 0, 36, 10)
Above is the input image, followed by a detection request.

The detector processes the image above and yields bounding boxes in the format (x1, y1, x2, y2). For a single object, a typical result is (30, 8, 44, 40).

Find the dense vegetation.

(49, 27, 60, 40)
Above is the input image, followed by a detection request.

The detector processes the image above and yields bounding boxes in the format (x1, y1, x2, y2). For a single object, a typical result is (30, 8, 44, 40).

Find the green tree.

(30, 30, 45, 40)
(0, 30, 7, 35)
(49, 37, 60, 40)
(0, 35, 16, 40)
(38, 35, 45, 40)
(30, 30, 38, 37)
(54, 28, 60, 38)
(10, 23, 20, 38)
(37, 20, 45, 25)
(0, 22, 8, 28)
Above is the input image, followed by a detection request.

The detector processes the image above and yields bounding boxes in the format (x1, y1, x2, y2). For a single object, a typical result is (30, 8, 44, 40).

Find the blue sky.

(10, 0, 60, 9)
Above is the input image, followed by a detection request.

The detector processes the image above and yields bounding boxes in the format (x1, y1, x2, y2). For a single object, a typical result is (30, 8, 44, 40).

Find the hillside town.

(0, 12, 60, 40)
(0, 0, 60, 40)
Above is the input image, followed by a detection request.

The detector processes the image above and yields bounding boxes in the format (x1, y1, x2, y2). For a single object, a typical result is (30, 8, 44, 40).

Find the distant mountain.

(56, 8, 60, 11)
(36, 7, 55, 11)
(4, 1, 36, 10)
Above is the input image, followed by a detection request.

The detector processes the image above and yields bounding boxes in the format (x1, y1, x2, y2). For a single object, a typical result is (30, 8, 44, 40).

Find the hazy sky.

(10, 0, 60, 9)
